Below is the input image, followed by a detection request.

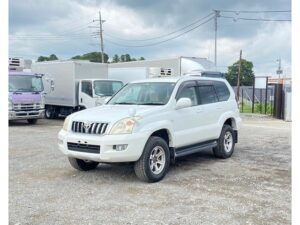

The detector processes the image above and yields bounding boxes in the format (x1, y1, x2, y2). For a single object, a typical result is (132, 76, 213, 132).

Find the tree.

(37, 54, 58, 62)
(139, 57, 145, 61)
(125, 54, 131, 62)
(112, 54, 120, 63)
(49, 54, 58, 61)
(225, 59, 254, 86)
(120, 54, 126, 62)
(71, 52, 109, 63)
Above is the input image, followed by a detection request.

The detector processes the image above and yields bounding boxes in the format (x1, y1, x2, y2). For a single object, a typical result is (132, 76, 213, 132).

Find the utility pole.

(99, 11, 105, 63)
(91, 11, 106, 63)
(213, 10, 220, 67)
(276, 58, 283, 79)
(237, 50, 242, 103)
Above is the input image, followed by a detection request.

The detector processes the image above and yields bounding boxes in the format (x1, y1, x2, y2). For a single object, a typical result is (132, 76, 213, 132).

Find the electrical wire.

(218, 10, 291, 13)
(104, 12, 214, 42)
(220, 15, 291, 22)
(103, 16, 214, 48)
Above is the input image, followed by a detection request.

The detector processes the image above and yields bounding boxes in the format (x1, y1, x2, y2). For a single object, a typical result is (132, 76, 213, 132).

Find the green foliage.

(225, 59, 254, 86)
(240, 102, 272, 114)
(71, 52, 109, 63)
(37, 54, 58, 62)
(111, 54, 145, 63)
(112, 54, 120, 63)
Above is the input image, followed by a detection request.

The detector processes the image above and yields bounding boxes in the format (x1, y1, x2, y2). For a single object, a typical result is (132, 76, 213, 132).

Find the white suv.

(58, 76, 241, 182)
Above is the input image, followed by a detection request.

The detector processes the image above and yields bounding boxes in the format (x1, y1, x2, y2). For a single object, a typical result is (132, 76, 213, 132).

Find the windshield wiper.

(138, 103, 165, 105)
(114, 102, 136, 105)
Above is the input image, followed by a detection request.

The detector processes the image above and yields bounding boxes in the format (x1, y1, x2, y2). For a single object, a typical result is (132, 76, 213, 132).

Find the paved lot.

(9, 115, 291, 225)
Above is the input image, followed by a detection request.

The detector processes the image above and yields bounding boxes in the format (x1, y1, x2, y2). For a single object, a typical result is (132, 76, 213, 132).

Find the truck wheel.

(134, 136, 170, 182)
(213, 124, 235, 159)
(68, 157, 99, 171)
(45, 107, 54, 119)
(27, 119, 38, 124)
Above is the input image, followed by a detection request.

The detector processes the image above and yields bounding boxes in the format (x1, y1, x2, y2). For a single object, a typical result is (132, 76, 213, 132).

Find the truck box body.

(32, 60, 108, 107)
(108, 56, 216, 76)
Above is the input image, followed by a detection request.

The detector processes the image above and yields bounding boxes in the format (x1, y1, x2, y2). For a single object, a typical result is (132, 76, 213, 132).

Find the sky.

(9, 0, 291, 76)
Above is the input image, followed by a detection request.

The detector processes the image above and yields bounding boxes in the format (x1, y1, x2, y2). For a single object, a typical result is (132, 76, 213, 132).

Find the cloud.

(9, 0, 291, 76)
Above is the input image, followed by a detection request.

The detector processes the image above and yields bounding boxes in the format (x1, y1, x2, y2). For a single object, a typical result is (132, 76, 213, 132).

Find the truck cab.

(78, 79, 123, 109)
(8, 71, 45, 124)
(45, 78, 124, 118)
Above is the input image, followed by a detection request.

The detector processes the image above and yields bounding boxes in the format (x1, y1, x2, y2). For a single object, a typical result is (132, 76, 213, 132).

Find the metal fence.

(233, 86, 275, 115)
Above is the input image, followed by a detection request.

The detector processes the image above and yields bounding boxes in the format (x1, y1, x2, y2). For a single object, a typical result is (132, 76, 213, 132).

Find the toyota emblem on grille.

(83, 122, 91, 133)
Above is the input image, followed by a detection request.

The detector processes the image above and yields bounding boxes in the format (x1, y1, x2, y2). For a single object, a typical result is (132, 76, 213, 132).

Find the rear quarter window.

(213, 81, 230, 101)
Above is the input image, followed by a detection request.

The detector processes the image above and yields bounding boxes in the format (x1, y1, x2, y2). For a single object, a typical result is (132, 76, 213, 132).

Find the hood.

(70, 104, 164, 123)
(9, 92, 42, 104)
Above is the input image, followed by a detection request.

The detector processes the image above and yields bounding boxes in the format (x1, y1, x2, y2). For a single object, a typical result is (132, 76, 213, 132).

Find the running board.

(174, 140, 217, 158)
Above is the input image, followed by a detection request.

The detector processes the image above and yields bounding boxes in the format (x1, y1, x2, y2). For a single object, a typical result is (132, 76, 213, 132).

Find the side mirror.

(50, 79, 55, 91)
(175, 98, 192, 110)
(44, 78, 54, 94)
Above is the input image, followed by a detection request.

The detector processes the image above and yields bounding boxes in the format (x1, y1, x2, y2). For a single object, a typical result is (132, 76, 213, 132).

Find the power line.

(9, 21, 95, 39)
(105, 12, 214, 42)
(103, 16, 214, 48)
(218, 10, 291, 13)
(220, 15, 291, 22)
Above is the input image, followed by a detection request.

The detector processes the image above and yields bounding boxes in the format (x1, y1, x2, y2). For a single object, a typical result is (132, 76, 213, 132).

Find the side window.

(112, 82, 123, 94)
(198, 85, 218, 104)
(213, 81, 230, 101)
(176, 86, 198, 106)
(81, 81, 93, 97)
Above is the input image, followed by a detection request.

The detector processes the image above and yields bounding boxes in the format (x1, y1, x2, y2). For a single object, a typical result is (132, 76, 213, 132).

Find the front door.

(79, 80, 96, 109)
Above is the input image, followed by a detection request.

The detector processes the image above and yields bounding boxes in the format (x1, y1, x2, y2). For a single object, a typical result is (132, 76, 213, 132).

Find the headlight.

(109, 117, 140, 135)
(63, 116, 71, 131)
(8, 99, 12, 111)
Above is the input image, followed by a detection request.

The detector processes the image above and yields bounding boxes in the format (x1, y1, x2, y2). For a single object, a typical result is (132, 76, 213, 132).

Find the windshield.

(9, 75, 44, 92)
(94, 80, 123, 97)
(108, 82, 176, 105)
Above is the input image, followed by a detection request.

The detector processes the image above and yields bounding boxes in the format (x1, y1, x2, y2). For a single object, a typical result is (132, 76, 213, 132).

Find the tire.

(68, 157, 99, 171)
(45, 107, 54, 119)
(213, 124, 235, 159)
(27, 119, 38, 124)
(134, 136, 170, 183)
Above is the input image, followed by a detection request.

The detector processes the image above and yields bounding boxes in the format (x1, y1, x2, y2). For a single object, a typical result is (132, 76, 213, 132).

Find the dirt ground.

(9, 115, 291, 225)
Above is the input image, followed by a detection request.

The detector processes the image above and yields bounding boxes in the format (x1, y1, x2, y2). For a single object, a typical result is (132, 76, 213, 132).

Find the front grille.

(67, 142, 100, 154)
(13, 104, 41, 110)
(72, 121, 108, 135)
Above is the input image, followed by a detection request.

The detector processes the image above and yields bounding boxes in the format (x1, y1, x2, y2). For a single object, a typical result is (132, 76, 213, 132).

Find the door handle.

(81, 98, 83, 103)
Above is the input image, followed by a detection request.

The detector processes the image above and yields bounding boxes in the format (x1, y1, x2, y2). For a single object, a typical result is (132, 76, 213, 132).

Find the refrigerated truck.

(108, 56, 222, 77)
(32, 60, 123, 118)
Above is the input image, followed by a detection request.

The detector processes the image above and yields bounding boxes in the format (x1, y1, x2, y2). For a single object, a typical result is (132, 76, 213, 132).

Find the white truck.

(108, 56, 224, 77)
(32, 60, 123, 118)
(108, 67, 173, 84)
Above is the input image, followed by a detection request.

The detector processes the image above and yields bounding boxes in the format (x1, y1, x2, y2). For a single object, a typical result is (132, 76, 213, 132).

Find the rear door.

(196, 80, 221, 140)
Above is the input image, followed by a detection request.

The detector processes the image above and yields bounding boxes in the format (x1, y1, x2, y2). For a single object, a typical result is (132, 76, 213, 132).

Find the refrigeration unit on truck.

(31, 60, 123, 119)
(108, 56, 223, 77)
(8, 71, 46, 124)
(108, 67, 174, 84)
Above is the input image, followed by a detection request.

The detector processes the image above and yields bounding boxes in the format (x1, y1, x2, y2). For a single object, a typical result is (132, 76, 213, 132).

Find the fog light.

(113, 144, 128, 151)
(58, 138, 64, 145)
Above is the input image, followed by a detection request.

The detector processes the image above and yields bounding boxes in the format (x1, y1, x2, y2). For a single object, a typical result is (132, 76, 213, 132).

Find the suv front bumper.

(9, 109, 45, 120)
(58, 129, 151, 163)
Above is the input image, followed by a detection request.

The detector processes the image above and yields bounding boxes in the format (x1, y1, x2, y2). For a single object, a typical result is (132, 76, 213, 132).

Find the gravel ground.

(9, 115, 291, 225)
